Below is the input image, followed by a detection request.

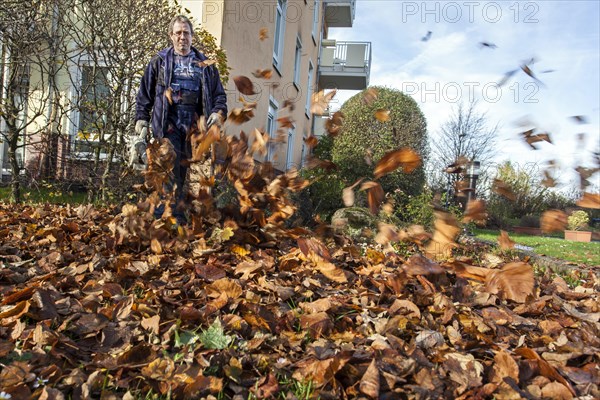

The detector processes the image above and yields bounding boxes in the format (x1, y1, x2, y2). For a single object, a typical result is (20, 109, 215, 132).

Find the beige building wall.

(187, 0, 323, 172)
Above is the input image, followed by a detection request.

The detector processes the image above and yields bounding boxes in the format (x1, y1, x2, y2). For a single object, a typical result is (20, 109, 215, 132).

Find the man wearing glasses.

(133, 15, 227, 225)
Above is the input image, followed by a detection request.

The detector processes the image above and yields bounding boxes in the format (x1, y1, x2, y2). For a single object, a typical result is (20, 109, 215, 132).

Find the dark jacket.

(135, 46, 227, 138)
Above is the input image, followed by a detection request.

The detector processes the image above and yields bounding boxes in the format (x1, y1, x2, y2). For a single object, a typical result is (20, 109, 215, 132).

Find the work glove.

(129, 120, 148, 169)
(207, 112, 223, 129)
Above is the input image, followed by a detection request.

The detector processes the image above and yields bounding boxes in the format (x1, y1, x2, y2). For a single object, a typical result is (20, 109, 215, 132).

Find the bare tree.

(60, 0, 229, 202)
(428, 100, 499, 198)
(0, 0, 70, 202)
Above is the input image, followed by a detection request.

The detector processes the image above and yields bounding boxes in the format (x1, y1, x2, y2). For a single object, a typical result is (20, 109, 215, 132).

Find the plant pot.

(512, 226, 543, 236)
(564, 230, 592, 242)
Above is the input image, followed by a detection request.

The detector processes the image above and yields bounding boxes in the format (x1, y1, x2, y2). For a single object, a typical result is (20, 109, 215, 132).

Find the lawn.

(0, 185, 87, 204)
(472, 228, 600, 266)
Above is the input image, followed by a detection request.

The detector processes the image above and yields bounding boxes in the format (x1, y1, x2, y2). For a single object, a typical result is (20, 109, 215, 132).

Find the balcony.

(323, 0, 356, 28)
(318, 41, 371, 91)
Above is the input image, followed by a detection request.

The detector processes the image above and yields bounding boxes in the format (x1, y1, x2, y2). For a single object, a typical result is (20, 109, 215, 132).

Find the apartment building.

(182, 0, 371, 172)
(0, 0, 371, 180)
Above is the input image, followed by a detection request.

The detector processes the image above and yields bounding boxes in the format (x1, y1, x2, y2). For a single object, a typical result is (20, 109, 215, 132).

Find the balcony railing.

(323, 0, 356, 28)
(318, 41, 371, 91)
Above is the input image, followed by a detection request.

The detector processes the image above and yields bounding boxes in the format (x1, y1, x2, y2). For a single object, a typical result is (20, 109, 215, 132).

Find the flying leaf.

(374, 148, 421, 179)
(374, 109, 390, 122)
(233, 75, 256, 95)
(424, 211, 460, 258)
(342, 178, 363, 207)
(303, 135, 319, 149)
(540, 210, 567, 233)
(498, 230, 515, 250)
(259, 27, 269, 40)
(310, 89, 337, 115)
(360, 181, 384, 214)
(492, 179, 516, 201)
(362, 88, 378, 105)
(251, 69, 273, 79)
(228, 107, 255, 125)
(165, 87, 173, 105)
(577, 191, 600, 209)
(463, 199, 487, 225)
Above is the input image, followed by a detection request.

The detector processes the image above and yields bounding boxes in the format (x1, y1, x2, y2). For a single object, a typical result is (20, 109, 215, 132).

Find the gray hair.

(169, 15, 193, 35)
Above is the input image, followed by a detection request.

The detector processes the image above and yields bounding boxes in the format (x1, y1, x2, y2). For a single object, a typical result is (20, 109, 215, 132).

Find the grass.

(0, 184, 87, 204)
(472, 228, 600, 266)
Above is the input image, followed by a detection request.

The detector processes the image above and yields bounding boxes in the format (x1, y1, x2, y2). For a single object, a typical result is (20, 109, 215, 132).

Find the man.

(133, 15, 227, 224)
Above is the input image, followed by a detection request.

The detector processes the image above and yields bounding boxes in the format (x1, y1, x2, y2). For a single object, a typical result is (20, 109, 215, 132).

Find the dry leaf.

(374, 109, 390, 122)
(498, 230, 515, 250)
(310, 89, 337, 115)
(540, 210, 567, 233)
(485, 262, 534, 303)
(259, 27, 268, 40)
(577, 192, 600, 209)
(233, 75, 256, 96)
(373, 148, 421, 179)
(492, 179, 516, 201)
(362, 88, 378, 105)
(360, 359, 380, 398)
(251, 69, 273, 79)
(463, 199, 487, 224)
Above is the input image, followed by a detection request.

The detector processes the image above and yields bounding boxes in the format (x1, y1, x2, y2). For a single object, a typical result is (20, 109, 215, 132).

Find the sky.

(327, 0, 600, 191)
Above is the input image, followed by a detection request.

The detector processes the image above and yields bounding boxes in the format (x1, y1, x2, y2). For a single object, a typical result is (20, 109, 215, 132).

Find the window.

(273, 0, 287, 71)
(75, 65, 110, 154)
(266, 97, 278, 162)
(286, 126, 295, 170)
(305, 61, 314, 116)
(312, 0, 320, 42)
(293, 36, 302, 86)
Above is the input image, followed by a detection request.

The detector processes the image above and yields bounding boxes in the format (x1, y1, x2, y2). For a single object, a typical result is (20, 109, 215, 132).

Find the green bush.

(332, 86, 428, 197)
(567, 210, 589, 231)
(519, 214, 540, 228)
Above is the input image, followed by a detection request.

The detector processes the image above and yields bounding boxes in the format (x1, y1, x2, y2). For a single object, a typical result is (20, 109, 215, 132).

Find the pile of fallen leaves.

(2, 70, 599, 399)
(1, 198, 599, 399)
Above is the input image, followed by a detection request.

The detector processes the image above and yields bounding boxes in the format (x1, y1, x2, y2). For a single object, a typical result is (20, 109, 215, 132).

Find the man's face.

(170, 21, 192, 55)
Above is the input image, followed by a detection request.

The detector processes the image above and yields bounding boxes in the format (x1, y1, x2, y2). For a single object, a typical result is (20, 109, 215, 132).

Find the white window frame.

(312, 0, 320, 43)
(293, 36, 302, 87)
(273, 0, 287, 72)
(286, 125, 295, 170)
(266, 97, 279, 162)
(305, 60, 314, 117)
(69, 60, 112, 160)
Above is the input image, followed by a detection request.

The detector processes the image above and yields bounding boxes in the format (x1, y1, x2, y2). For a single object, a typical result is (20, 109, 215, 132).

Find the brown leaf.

(141, 357, 175, 380)
(297, 237, 331, 260)
(234, 260, 262, 280)
(402, 254, 444, 276)
(492, 179, 516, 201)
(117, 343, 156, 366)
(303, 135, 319, 149)
(251, 69, 273, 79)
(292, 351, 352, 388)
(491, 350, 519, 384)
(541, 382, 574, 400)
(184, 375, 223, 397)
(165, 87, 173, 105)
(325, 111, 344, 136)
(299, 312, 333, 338)
(233, 75, 256, 96)
(362, 88, 378, 105)
(485, 262, 534, 303)
(360, 359, 380, 398)
(251, 373, 279, 399)
(462, 199, 487, 225)
(374, 109, 390, 122)
(360, 181, 384, 214)
(540, 210, 567, 233)
(206, 278, 243, 299)
(258, 27, 268, 41)
(373, 148, 421, 179)
(577, 192, 600, 209)
(498, 230, 515, 250)
(227, 107, 255, 125)
(425, 211, 460, 258)
(0, 300, 30, 325)
(141, 315, 160, 335)
(310, 89, 337, 115)
(249, 128, 269, 156)
(150, 238, 163, 254)
(342, 178, 363, 207)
